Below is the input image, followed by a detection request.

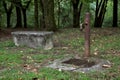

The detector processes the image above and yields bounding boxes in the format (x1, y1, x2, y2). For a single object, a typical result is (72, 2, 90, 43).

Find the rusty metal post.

(84, 12, 90, 57)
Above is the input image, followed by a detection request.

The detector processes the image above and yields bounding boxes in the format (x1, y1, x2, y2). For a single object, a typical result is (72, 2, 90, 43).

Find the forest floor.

(0, 28, 120, 80)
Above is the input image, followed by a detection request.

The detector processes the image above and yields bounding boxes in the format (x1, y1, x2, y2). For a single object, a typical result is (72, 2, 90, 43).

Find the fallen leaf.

(62, 47, 69, 49)
(102, 64, 111, 68)
(23, 64, 31, 70)
(20, 51, 23, 53)
(94, 52, 98, 55)
(32, 68, 38, 74)
(58, 68, 62, 72)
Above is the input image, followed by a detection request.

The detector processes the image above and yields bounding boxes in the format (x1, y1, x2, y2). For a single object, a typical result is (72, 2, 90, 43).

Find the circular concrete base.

(46, 57, 111, 73)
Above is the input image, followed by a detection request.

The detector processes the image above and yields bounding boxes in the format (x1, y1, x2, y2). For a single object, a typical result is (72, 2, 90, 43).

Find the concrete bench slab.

(11, 31, 53, 50)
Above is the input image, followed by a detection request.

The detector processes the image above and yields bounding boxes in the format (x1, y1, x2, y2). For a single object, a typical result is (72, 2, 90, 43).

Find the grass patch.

(0, 28, 120, 80)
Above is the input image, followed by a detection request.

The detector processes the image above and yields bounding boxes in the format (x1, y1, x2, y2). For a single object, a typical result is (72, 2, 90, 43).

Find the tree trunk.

(39, 0, 45, 30)
(73, 3, 79, 28)
(3, 1, 13, 28)
(34, 0, 39, 28)
(0, 12, 1, 28)
(41, 0, 57, 31)
(94, 0, 108, 28)
(71, 0, 83, 28)
(7, 12, 11, 28)
(113, 0, 118, 27)
(22, 9, 27, 28)
(58, 0, 60, 28)
(21, 0, 31, 28)
(15, 6, 22, 28)
(0, 1, 1, 28)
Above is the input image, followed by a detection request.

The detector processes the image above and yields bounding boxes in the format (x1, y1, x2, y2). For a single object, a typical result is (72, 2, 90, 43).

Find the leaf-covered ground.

(0, 28, 120, 80)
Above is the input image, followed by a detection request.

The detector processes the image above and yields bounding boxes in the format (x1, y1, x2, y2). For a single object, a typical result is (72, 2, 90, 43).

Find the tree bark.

(21, 0, 31, 28)
(22, 9, 27, 28)
(15, 2, 22, 28)
(34, 0, 39, 28)
(39, 0, 45, 30)
(0, 12, 1, 28)
(94, 0, 108, 28)
(7, 12, 11, 28)
(3, 1, 13, 28)
(71, 0, 83, 28)
(58, 0, 61, 28)
(41, 0, 57, 31)
(113, 0, 118, 27)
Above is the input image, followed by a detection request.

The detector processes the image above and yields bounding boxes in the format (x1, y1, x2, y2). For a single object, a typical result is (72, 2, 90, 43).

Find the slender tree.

(12, 0, 31, 28)
(0, 12, 1, 28)
(0, 13, 1, 27)
(34, 0, 39, 28)
(14, 0, 22, 28)
(58, 0, 61, 28)
(71, 0, 83, 28)
(94, 0, 108, 28)
(113, 0, 118, 27)
(0, 1, 1, 28)
(3, 1, 13, 28)
(21, 0, 31, 28)
(39, 0, 45, 30)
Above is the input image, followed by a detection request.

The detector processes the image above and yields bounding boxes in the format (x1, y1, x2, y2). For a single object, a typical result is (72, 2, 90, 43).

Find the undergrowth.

(0, 28, 120, 80)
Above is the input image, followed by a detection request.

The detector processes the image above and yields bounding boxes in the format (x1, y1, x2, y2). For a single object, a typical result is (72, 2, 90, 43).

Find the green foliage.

(89, 2, 96, 27)
(0, 53, 23, 67)
(21, 0, 31, 7)
(91, 35, 120, 53)
(0, 40, 15, 48)
(118, 1, 120, 26)
(54, 0, 72, 28)
(4, 1, 12, 9)
(103, 1, 113, 27)
(0, 0, 120, 28)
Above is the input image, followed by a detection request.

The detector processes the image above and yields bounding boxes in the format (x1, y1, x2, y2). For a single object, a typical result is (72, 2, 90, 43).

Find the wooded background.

(0, 0, 119, 31)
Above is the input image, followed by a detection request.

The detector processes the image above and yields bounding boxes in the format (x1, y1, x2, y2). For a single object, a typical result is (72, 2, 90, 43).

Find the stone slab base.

(46, 57, 111, 73)
(11, 31, 53, 50)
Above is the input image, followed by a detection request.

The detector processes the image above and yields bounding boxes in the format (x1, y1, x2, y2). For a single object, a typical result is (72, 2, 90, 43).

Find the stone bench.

(11, 31, 53, 50)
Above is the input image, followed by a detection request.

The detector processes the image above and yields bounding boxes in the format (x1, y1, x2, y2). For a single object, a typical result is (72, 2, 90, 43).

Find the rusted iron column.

(84, 13, 90, 57)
